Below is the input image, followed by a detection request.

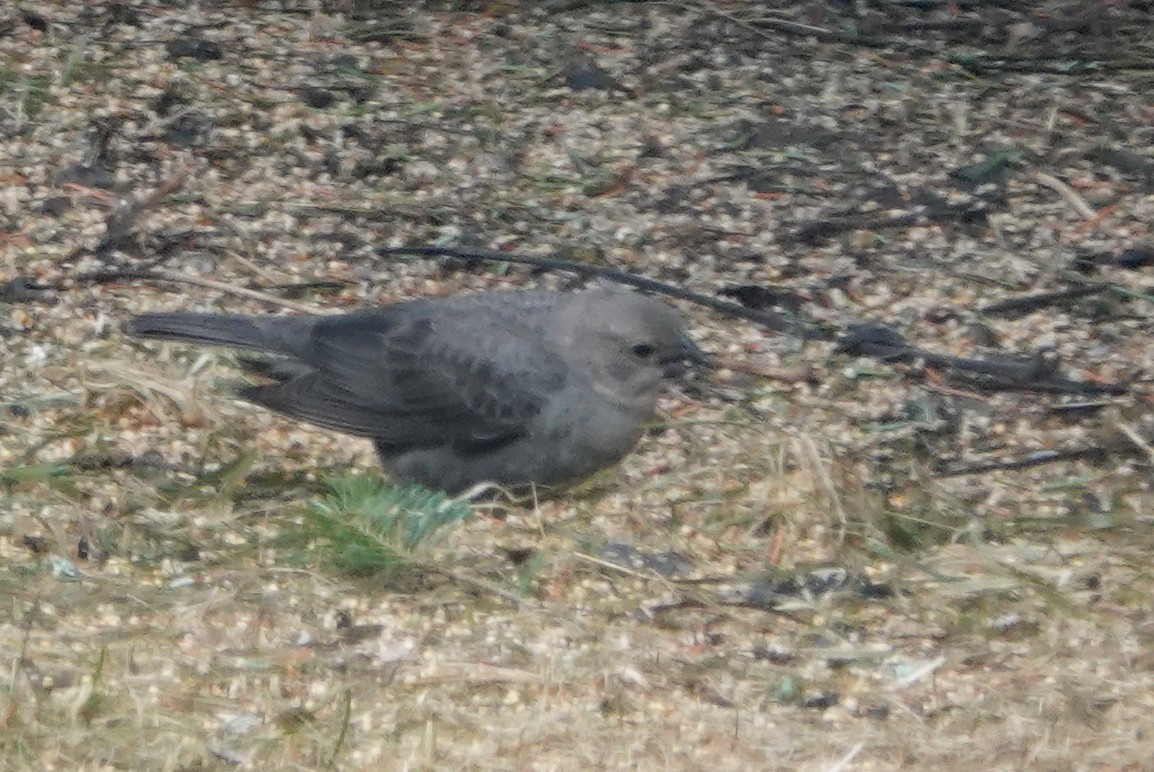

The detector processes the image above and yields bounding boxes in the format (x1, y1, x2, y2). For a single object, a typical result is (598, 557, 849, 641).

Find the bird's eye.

(631, 343, 656, 359)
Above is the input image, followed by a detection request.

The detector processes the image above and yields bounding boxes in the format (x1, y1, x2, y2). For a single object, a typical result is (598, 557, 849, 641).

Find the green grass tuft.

(305, 473, 473, 576)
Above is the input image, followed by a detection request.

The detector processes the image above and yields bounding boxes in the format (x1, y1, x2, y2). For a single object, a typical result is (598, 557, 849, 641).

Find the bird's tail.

(126, 313, 313, 355)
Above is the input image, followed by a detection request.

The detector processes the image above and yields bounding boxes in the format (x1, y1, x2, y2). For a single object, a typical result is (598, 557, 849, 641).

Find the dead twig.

(1034, 171, 1097, 220)
(73, 268, 320, 313)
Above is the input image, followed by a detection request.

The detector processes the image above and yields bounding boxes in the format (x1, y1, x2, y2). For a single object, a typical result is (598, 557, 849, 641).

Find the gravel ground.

(3, 1, 1154, 769)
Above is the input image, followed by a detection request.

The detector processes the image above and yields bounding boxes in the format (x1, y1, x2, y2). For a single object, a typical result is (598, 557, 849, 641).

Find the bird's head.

(558, 288, 710, 409)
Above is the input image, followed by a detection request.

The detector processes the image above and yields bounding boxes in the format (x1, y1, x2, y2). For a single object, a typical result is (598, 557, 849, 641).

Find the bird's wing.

(242, 302, 569, 450)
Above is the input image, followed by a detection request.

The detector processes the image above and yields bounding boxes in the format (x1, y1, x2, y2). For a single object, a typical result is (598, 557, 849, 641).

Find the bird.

(126, 286, 708, 494)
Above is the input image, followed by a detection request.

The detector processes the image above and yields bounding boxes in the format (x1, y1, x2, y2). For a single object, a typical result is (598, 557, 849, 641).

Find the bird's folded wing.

(243, 304, 569, 449)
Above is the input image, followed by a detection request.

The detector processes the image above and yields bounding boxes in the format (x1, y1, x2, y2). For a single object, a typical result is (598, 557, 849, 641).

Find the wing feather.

(241, 299, 569, 450)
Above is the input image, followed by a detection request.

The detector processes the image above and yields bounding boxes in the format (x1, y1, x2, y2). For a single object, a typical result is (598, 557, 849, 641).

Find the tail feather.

(126, 313, 313, 355)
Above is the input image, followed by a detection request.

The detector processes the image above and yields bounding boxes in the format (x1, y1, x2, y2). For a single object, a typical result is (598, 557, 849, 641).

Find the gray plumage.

(126, 287, 706, 494)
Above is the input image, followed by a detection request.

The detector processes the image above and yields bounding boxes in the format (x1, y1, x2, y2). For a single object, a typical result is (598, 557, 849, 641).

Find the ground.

(2, 1, 1154, 769)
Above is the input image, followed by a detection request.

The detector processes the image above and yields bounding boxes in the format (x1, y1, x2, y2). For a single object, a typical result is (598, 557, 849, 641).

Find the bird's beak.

(662, 333, 712, 378)
(684, 333, 712, 367)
